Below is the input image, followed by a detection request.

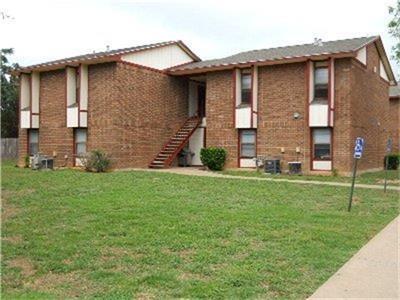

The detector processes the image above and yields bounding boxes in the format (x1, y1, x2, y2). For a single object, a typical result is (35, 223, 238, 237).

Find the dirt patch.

(101, 246, 144, 261)
(0, 188, 35, 223)
(8, 257, 35, 276)
(178, 272, 208, 281)
(27, 271, 98, 297)
(353, 196, 362, 205)
(2, 235, 23, 244)
(161, 247, 195, 262)
(2, 188, 36, 200)
(136, 292, 155, 300)
(377, 179, 400, 185)
(1, 200, 20, 223)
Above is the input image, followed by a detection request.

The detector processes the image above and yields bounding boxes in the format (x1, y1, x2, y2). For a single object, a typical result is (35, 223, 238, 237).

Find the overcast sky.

(1, 0, 399, 77)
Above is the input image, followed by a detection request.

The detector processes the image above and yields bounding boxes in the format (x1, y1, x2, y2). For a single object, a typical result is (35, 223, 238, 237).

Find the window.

(240, 130, 256, 158)
(74, 129, 87, 156)
(313, 62, 328, 103)
(28, 129, 39, 156)
(240, 69, 252, 105)
(313, 128, 331, 160)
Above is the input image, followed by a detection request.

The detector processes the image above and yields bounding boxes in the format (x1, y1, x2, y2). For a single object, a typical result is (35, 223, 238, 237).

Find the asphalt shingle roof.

(170, 36, 378, 72)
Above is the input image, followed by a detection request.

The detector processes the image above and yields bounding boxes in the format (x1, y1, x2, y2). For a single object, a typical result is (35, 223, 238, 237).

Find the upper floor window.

(28, 129, 39, 156)
(313, 61, 328, 103)
(240, 69, 252, 105)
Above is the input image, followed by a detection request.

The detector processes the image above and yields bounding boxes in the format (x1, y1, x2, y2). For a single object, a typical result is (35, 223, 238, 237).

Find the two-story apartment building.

(15, 36, 399, 174)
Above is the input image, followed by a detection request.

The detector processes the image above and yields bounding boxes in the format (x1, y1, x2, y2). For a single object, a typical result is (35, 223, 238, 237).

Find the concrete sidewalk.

(309, 216, 399, 299)
(131, 167, 400, 191)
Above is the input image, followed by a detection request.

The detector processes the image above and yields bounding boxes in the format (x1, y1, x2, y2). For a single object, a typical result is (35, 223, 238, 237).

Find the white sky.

(1, 0, 399, 77)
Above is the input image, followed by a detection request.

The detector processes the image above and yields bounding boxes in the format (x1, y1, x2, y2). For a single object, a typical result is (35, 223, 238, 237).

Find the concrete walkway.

(133, 167, 400, 191)
(309, 216, 399, 299)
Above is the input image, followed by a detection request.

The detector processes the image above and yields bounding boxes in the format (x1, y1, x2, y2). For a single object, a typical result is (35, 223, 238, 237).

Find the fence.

(1, 138, 18, 159)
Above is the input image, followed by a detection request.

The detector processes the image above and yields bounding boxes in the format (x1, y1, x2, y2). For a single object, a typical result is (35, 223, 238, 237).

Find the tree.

(389, 1, 400, 66)
(1, 48, 19, 138)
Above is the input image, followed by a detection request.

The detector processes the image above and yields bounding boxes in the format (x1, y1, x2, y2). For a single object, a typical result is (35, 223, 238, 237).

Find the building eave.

(168, 51, 356, 76)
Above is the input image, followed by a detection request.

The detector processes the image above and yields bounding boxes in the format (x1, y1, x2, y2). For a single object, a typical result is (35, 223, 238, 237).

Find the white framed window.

(313, 61, 329, 103)
(312, 128, 331, 160)
(240, 130, 256, 158)
(240, 69, 252, 105)
(74, 128, 87, 156)
(28, 129, 39, 156)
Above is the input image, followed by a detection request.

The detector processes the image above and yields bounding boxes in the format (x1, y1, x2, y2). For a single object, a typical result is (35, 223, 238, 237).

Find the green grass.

(1, 160, 399, 299)
(221, 169, 400, 186)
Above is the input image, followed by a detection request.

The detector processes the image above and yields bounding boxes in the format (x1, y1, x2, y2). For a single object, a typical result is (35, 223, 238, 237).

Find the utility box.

(288, 161, 302, 174)
(178, 149, 194, 167)
(264, 159, 281, 174)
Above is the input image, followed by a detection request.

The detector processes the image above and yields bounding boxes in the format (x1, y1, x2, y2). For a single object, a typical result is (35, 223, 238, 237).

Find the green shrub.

(384, 153, 400, 170)
(200, 147, 227, 171)
(82, 150, 111, 172)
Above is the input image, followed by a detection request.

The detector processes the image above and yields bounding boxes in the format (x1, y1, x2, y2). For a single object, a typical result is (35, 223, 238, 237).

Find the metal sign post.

(348, 137, 364, 212)
(384, 138, 393, 193)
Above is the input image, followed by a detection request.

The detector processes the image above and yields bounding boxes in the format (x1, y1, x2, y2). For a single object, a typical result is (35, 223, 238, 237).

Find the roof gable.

(16, 40, 200, 74)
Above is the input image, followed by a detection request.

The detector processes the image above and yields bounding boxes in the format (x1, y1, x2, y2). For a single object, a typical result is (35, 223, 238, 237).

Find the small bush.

(384, 153, 400, 170)
(24, 155, 30, 168)
(200, 147, 227, 171)
(81, 150, 111, 172)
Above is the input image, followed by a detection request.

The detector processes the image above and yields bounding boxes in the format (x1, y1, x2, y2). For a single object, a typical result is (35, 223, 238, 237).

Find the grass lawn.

(1, 160, 399, 299)
(221, 169, 400, 186)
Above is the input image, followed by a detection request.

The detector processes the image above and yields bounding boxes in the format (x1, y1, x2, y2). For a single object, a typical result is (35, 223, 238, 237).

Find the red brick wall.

(110, 62, 188, 168)
(257, 62, 310, 171)
(332, 58, 353, 173)
(18, 69, 74, 167)
(205, 70, 238, 168)
(349, 43, 392, 171)
(86, 63, 120, 166)
(389, 98, 399, 152)
(18, 62, 188, 169)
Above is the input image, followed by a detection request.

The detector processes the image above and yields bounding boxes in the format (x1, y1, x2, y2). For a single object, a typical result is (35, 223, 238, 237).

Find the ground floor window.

(74, 128, 87, 156)
(312, 128, 331, 160)
(28, 129, 39, 156)
(240, 130, 256, 158)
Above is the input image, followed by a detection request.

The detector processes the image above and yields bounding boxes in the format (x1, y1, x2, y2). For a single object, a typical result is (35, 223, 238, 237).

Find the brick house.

(15, 36, 399, 174)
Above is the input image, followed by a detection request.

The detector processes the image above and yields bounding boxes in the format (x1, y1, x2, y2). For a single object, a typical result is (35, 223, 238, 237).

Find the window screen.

(28, 129, 39, 156)
(240, 130, 256, 157)
(240, 70, 252, 104)
(314, 66, 329, 102)
(75, 129, 87, 155)
(313, 129, 331, 160)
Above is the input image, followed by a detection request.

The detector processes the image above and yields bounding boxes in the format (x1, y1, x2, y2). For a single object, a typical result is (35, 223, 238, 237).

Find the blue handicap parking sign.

(354, 137, 364, 159)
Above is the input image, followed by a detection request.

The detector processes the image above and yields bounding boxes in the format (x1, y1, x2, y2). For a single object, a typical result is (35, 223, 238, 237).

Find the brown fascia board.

(11, 55, 120, 75)
(176, 40, 201, 62)
(168, 51, 357, 76)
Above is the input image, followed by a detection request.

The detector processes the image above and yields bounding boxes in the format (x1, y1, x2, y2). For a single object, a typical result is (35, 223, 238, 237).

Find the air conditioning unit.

(264, 159, 281, 174)
(288, 161, 302, 174)
(31, 154, 54, 170)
